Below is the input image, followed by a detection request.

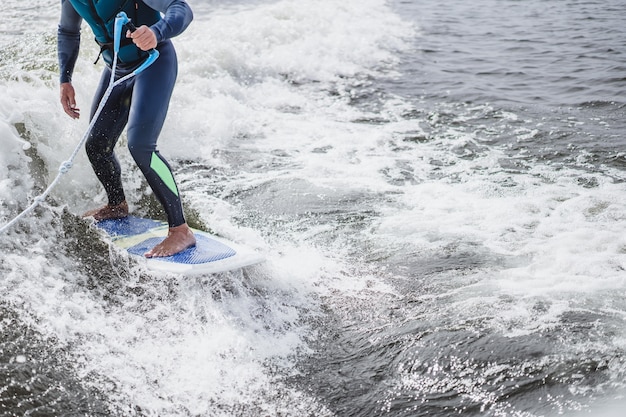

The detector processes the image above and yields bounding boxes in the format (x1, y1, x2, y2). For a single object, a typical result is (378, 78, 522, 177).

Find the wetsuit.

(57, 0, 193, 227)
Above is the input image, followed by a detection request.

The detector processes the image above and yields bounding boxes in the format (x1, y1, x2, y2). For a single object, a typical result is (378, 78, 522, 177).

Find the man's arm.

(57, 0, 82, 84)
(143, 0, 194, 43)
(58, 0, 82, 118)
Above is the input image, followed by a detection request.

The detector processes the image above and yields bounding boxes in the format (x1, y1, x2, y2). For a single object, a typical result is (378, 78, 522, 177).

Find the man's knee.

(127, 141, 152, 171)
(85, 135, 109, 162)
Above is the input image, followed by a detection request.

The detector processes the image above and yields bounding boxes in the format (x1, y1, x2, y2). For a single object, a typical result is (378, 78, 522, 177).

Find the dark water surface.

(385, 0, 626, 175)
(1, 0, 626, 416)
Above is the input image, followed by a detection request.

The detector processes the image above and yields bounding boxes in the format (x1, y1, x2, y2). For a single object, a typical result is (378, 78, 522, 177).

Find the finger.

(64, 103, 80, 119)
(129, 26, 146, 39)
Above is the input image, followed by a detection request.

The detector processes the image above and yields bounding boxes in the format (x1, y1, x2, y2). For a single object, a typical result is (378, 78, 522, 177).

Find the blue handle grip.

(114, 12, 130, 54)
(132, 49, 160, 75)
(115, 12, 159, 75)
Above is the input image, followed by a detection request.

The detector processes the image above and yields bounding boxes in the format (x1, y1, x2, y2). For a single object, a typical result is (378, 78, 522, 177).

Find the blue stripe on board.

(127, 234, 237, 264)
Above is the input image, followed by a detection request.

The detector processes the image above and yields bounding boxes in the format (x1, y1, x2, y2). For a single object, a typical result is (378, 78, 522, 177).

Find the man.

(57, 0, 196, 258)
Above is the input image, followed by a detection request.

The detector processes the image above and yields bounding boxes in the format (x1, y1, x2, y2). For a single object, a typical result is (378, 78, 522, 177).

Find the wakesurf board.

(95, 216, 264, 274)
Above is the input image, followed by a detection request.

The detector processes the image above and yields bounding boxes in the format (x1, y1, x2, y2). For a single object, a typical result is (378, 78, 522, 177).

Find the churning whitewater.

(1, 0, 626, 416)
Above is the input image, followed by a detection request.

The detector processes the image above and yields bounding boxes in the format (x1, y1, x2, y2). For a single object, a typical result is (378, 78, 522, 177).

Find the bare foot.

(145, 223, 196, 258)
(83, 201, 129, 221)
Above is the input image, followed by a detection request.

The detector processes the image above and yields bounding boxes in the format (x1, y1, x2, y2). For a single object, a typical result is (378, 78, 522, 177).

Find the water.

(1, 0, 626, 416)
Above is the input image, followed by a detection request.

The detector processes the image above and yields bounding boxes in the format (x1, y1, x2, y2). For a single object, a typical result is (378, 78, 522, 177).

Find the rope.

(0, 12, 158, 234)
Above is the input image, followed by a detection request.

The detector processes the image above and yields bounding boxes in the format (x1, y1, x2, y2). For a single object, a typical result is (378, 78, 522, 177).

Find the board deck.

(95, 216, 264, 274)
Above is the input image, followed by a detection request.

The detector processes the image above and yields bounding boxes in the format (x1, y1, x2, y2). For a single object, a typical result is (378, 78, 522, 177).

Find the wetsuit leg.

(126, 40, 186, 227)
(85, 68, 133, 206)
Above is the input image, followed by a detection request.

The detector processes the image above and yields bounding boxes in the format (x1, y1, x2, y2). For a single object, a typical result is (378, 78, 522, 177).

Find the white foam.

(162, 0, 413, 160)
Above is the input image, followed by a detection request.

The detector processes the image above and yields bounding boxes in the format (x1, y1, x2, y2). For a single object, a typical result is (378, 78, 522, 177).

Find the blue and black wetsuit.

(57, 0, 193, 227)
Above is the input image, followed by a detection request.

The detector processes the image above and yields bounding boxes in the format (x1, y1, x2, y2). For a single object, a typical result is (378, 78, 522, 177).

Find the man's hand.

(127, 25, 157, 51)
(60, 82, 80, 119)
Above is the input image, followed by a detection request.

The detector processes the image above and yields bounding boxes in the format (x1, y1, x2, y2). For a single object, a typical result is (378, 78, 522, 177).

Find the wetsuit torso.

(57, 0, 193, 227)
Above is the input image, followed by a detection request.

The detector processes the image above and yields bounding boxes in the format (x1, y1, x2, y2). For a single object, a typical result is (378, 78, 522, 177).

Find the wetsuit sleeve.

(143, 0, 194, 43)
(57, 0, 82, 84)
